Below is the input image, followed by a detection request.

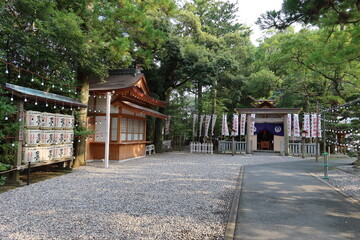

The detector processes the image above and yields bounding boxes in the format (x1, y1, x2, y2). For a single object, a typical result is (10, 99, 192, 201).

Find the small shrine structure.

(236, 97, 301, 155)
(87, 69, 167, 163)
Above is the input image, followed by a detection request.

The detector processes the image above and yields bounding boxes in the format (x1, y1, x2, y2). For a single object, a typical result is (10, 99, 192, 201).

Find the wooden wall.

(86, 142, 146, 161)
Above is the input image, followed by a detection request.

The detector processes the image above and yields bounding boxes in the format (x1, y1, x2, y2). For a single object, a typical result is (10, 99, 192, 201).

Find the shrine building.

(86, 69, 167, 161)
(236, 97, 301, 155)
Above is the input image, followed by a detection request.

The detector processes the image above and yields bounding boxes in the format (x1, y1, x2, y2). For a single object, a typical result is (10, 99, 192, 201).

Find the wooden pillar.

(246, 114, 251, 154)
(104, 92, 111, 168)
(284, 113, 289, 156)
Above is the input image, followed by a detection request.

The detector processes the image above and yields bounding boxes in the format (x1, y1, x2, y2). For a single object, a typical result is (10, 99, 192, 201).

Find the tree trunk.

(153, 90, 171, 153)
(211, 78, 217, 115)
(197, 79, 203, 115)
(73, 71, 89, 168)
(354, 146, 360, 167)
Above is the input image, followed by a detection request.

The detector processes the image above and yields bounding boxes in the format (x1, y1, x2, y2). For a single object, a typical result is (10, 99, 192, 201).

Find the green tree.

(0, 0, 176, 166)
(256, 0, 360, 30)
(145, 0, 253, 150)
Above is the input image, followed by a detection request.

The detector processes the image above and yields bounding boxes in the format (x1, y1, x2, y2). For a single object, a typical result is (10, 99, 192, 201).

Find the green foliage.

(0, 176, 7, 186)
(257, 0, 360, 30)
(252, 25, 359, 111)
(1, 0, 177, 158)
(0, 67, 20, 165)
(0, 162, 12, 171)
(244, 69, 281, 99)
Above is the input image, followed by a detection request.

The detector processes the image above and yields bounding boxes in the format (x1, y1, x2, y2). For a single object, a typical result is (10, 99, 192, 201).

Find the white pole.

(104, 92, 111, 168)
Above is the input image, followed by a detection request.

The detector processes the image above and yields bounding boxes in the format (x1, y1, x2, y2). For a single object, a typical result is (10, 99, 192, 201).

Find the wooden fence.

(190, 142, 213, 154)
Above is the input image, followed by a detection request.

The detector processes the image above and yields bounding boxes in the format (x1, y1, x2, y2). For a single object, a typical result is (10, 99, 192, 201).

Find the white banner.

(311, 113, 322, 138)
(250, 114, 256, 136)
(165, 116, 171, 135)
(240, 114, 246, 136)
(211, 114, 217, 136)
(221, 114, 225, 136)
(293, 114, 300, 137)
(199, 115, 204, 137)
(303, 113, 311, 138)
(311, 113, 317, 138)
(222, 114, 229, 136)
(204, 115, 211, 137)
(193, 114, 198, 137)
(287, 114, 292, 137)
(232, 114, 239, 136)
(224, 114, 229, 136)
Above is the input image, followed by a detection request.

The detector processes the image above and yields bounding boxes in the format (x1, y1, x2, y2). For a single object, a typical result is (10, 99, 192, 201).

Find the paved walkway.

(234, 158, 360, 240)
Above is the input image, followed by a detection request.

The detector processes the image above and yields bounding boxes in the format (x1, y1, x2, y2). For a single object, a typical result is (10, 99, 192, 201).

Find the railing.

(190, 142, 213, 154)
(218, 141, 248, 153)
(288, 142, 319, 156)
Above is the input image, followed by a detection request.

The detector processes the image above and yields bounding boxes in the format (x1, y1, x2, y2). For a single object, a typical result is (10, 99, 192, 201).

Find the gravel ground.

(312, 164, 360, 201)
(0, 153, 298, 240)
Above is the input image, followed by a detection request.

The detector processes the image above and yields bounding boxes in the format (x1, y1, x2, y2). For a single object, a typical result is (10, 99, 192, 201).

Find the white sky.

(230, 0, 284, 45)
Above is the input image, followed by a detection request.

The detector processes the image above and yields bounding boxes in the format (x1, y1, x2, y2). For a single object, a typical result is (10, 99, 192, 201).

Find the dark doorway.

(257, 130, 274, 150)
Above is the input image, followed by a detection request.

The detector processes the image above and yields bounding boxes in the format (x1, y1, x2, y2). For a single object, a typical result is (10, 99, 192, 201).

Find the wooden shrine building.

(236, 97, 301, 155)
(87, 69, 167, 162)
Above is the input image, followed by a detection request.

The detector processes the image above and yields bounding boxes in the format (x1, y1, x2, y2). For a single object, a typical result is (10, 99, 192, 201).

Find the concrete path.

(234, 158, 360, 240)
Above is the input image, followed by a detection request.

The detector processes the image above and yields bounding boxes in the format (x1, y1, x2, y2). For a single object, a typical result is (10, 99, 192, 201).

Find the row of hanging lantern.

(3, 94, 82, 117)
(325, 129, 359, 134)
(326, 140, 358, 147)
(0, 61, 116, 148)
(323, 118, 354, 123)
(322, 99, 360, 150)
(321, 99, 360, 112)
(1, 60, 81, 94)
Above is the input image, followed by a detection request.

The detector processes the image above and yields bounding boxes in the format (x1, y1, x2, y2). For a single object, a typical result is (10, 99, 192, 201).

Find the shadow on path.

(235, 158, 360, 240)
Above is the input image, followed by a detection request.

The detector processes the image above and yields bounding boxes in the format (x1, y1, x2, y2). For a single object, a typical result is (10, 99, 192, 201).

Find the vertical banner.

(250, 114, 256, 135)
(204, 115, 211, 137)
(240, 114, 246, 136)
(293, 114, 300, 137)
(303, 113, 311, 138)
(211, 114, 217, 136)
(311, 113, 317, 138)
(221, 114, 225, 136)
(232, 114, 239, 136)
(318, 114, 322, 138)
(287, 114, 292, 137)
(193, 114, 198, 137)
(165, 116, 171, 135)
(199, 115, 204, 137)
(224, 114, 229, 136)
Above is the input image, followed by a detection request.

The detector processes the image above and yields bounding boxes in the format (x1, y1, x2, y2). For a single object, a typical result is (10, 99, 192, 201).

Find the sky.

(230, 0, 284, 45)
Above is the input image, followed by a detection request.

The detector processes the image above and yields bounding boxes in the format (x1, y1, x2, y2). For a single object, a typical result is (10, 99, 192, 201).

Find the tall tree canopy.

(256, 0, 360, 30)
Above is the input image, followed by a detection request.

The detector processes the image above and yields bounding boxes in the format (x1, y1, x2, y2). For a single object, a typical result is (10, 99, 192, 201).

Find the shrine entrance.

(257, 130, 274, 150)
(236, 96, 302, 155)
